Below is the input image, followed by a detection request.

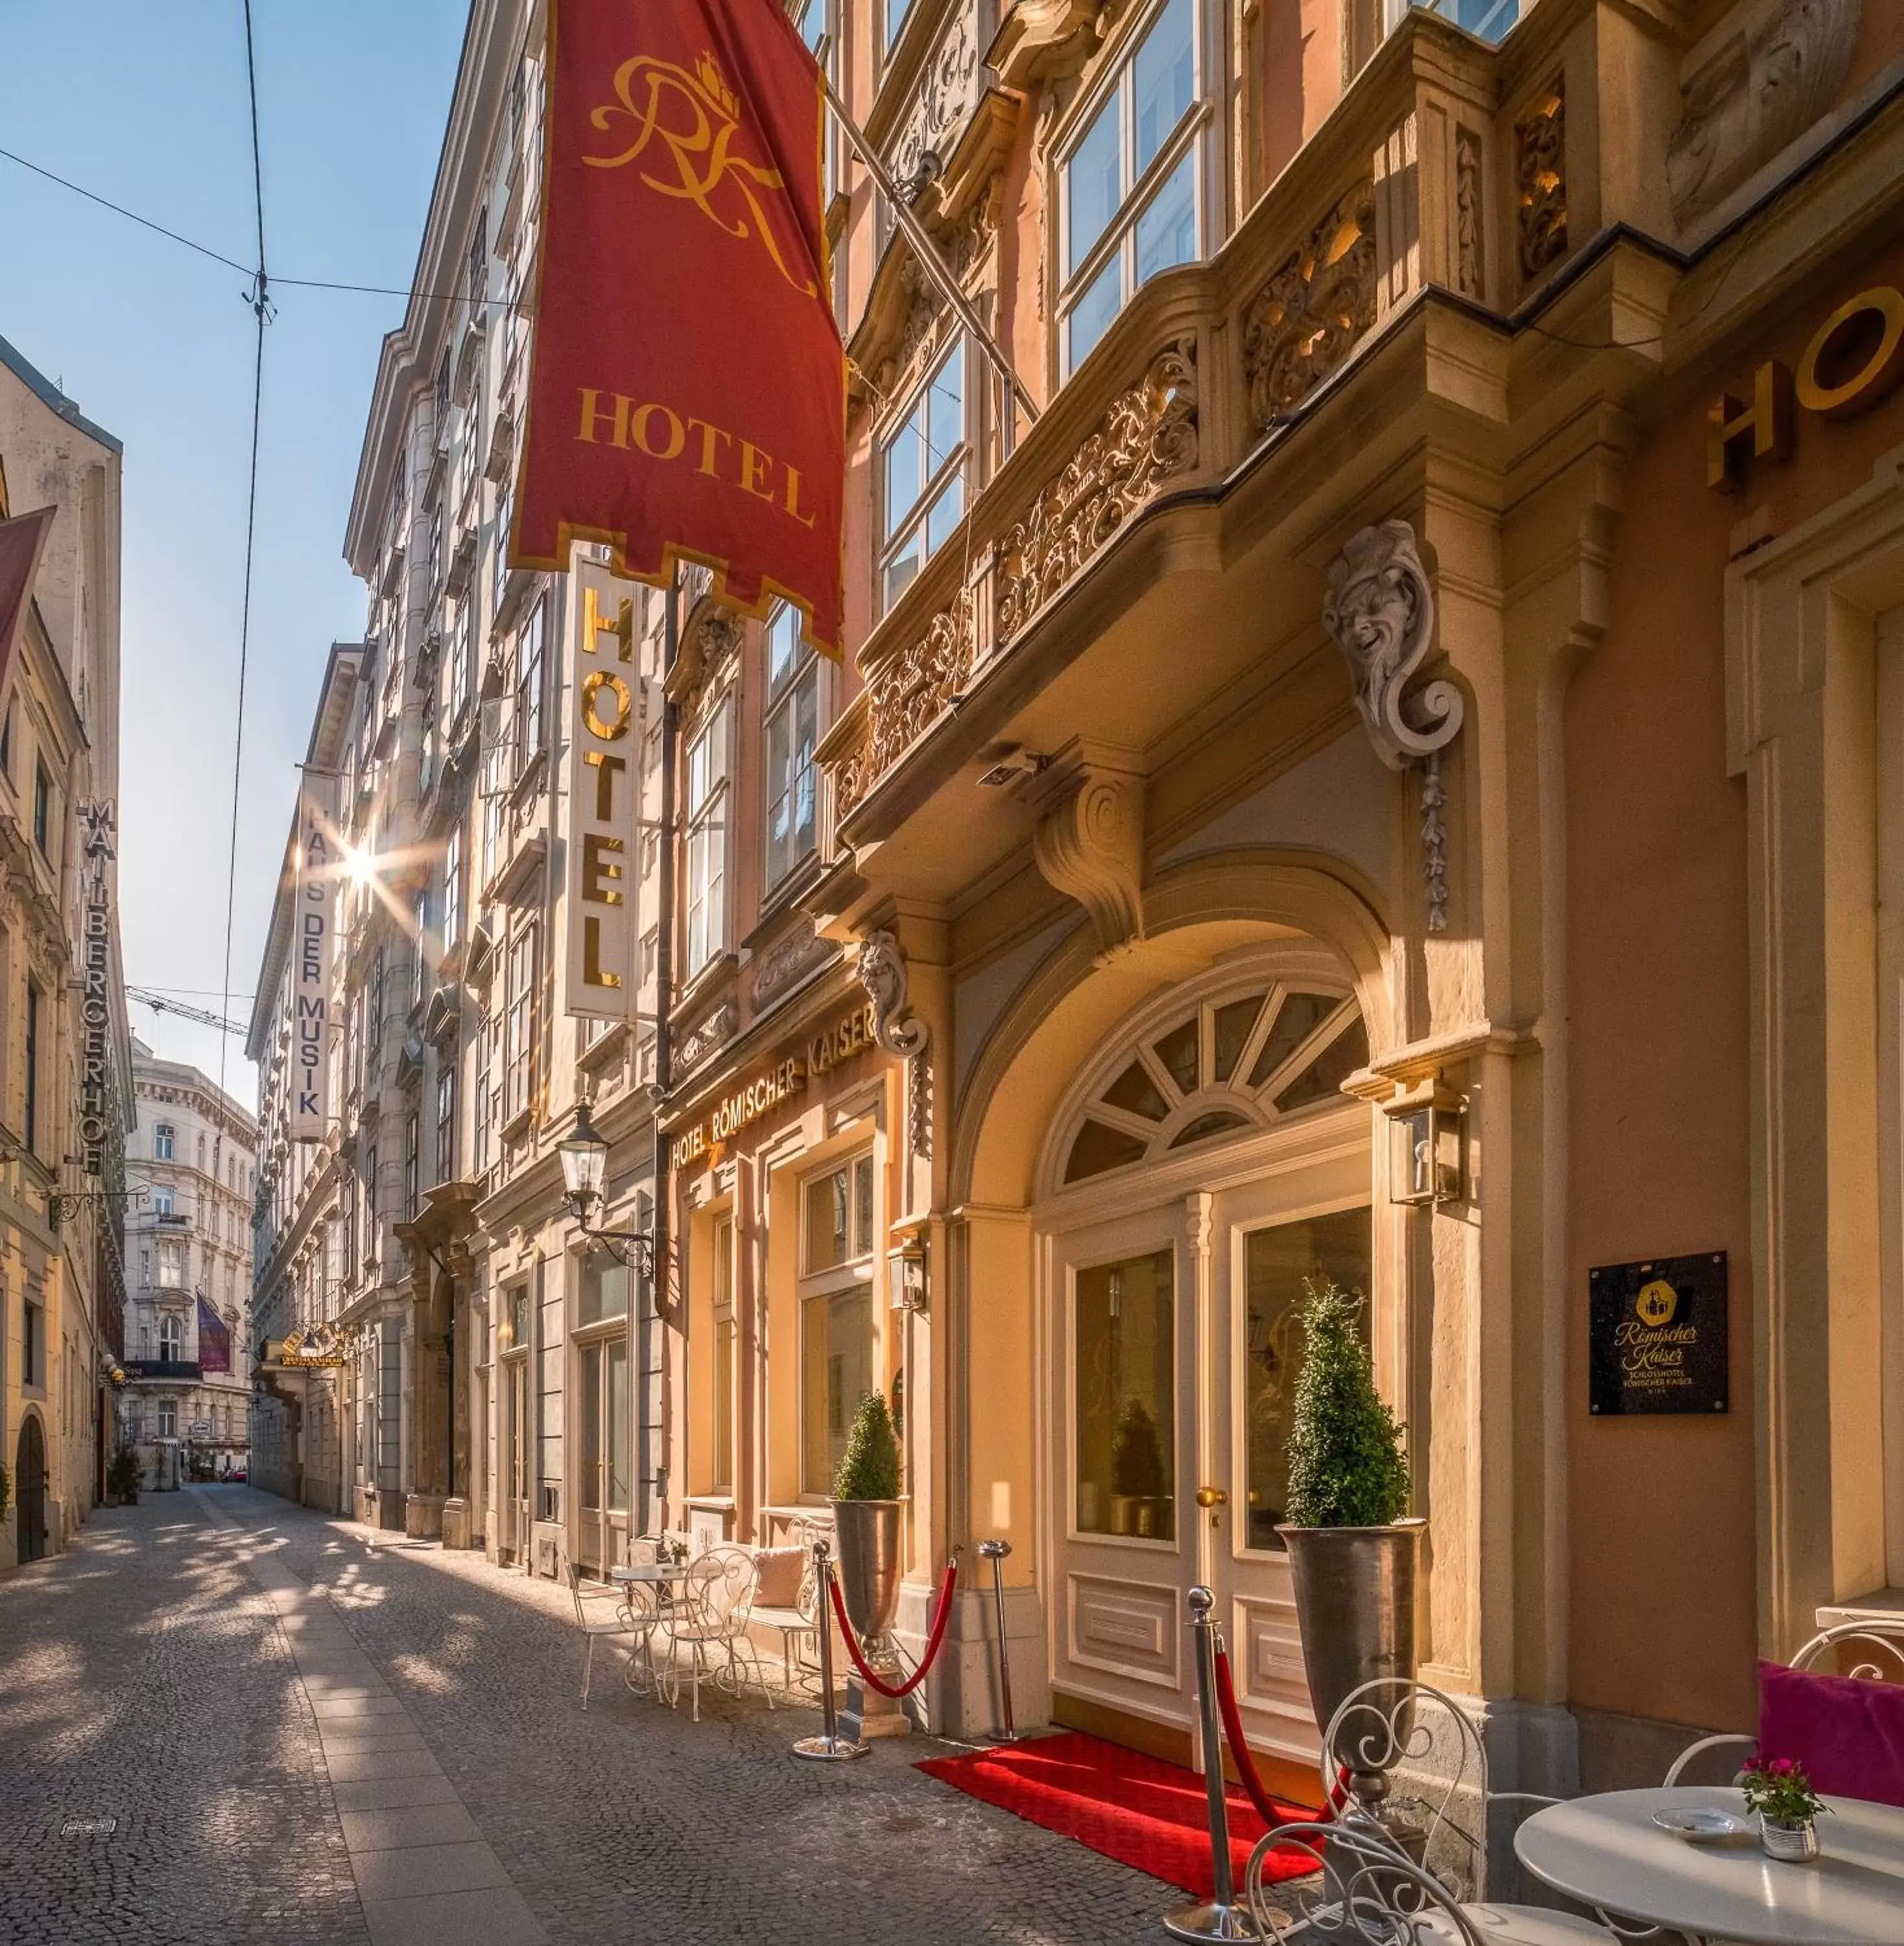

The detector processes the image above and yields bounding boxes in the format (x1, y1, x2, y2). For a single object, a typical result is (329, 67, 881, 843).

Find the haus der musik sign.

(672, 1000, 879, 1166)
(1709, 286, 1904, 491)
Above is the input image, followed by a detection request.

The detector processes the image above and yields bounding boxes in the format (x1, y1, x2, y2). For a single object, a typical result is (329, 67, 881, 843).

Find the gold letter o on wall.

(1796, 288, 1904, 420)
(582, 671, 634, 740)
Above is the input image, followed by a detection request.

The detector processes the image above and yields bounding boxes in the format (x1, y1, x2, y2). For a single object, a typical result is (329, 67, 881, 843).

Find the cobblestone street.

(0, 1489, 1182, 1945)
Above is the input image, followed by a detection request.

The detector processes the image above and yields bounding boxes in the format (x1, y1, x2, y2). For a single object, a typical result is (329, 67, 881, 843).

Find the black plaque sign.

(1588, 1252, 1728, 1416)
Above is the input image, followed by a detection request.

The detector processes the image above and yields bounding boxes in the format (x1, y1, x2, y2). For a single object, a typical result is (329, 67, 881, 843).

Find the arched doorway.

(1036, 951, 1378, 1764)
(15, 1412, 47, 1565)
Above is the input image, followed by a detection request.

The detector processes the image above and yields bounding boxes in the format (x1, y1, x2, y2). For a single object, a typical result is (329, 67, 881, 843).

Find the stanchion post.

(792, 1539, 869, 1762)
(1163, 1586, 1261, 1942)
(977, 1538, 1016, 1741)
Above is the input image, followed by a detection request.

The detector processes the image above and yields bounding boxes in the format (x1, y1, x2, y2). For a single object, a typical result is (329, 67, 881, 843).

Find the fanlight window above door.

(1064, 986, 1368, 1185)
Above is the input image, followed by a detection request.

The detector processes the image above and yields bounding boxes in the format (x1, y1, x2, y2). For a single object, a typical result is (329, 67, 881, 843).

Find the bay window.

(685, 703, 729, 974)
(763, 606, 820, 891)
(880, 338, 966, 610)
(515, 600, 545, 775)
(1060, 0, 1200, 377)
(442, 826, 463, 955)
(505, 925, 537, 1124)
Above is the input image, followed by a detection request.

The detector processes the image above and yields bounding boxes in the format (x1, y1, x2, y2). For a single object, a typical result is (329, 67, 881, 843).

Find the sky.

(0, 0, 470, 1110)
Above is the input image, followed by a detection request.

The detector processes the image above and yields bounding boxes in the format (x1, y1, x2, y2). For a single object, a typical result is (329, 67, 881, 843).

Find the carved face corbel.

(1322, 519, 1464, 932)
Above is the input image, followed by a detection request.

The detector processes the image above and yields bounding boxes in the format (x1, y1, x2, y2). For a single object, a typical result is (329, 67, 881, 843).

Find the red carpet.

(916, 1729, 1322, 1897)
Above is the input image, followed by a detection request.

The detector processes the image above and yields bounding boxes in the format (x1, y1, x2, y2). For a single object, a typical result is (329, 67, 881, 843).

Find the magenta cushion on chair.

(1758, 1658, 1904, 1806)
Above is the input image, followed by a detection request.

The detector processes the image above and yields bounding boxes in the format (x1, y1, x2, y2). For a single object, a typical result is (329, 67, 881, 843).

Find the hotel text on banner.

(512, 0, 844, 653)
(566, 569, 642, 1017)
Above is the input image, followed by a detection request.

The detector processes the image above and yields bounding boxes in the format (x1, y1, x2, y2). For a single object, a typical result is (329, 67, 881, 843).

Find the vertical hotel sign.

(565, 568, 639, 1017)
(78, 799, 115, 1175)
(291, 774, 338, 1144)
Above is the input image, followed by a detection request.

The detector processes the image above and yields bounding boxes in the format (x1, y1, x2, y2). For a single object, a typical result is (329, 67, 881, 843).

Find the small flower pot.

(1760, 1815, 1819, 1862)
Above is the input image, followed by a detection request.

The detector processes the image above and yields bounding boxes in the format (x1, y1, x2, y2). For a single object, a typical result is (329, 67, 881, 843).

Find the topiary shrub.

(106, 1447, 142, 1504)
(1110, 1399, 1167, 1500)
(1284, 1277, 1410, 1528)
(832, 1389, 902, 1501)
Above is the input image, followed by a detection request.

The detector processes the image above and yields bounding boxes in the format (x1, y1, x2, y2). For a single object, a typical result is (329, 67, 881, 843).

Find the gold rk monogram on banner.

(585, 50, 815, 296)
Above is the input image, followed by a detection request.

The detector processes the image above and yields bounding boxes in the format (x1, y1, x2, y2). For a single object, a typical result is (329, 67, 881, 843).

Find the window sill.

(671, 951, 737, 1025)
(754, 848, 826, 931)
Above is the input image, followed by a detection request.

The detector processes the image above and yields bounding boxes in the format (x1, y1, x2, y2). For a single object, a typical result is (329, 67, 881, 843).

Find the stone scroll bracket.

(1030, 747, 1147, 966)
(1322, 520, 1466, 933)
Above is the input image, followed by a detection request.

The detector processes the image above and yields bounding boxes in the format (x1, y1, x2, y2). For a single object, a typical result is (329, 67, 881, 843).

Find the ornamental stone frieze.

(1515, 80, 1567, 281)
(835, 595, 975, 821)
(1242, 184, 1377, 427)
(856, 928, 932, 1155)
(1667, 0, 1859, 228)
(750, 918, 836, 1008)
(675, 1000, 738, 1077)
(1322, 520, 1464, 932)
(996, 339, 1198, 646)
(891, 1, 981, 193)
(989, 0, 1108, 99)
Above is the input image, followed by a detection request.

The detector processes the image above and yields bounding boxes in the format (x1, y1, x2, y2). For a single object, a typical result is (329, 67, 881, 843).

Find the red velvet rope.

(827, 1557, 959, 1699)
(1213, 1644, 1329, 1831)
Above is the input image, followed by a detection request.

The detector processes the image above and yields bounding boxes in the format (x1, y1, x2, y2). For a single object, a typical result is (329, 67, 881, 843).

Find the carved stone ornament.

(1516, 80, 1567, 280)
(1242, 184, 1377, 427)
(892, 5, 981, 191)
(997, 339, 1198, 647)
(1667, 0, 1859, 228)
(857, 928, 929, 1059)
(667, 600, 741, 717)
(676, 1000, 738, 1076)
(1322, 520, 1464, 933)
(750, 919, 834, 1007)
(1032, 765, 1145, 964)
(1454, 130, 1482, 298)
(835, 594, 975, 821)
(989, 0, 1108, 94)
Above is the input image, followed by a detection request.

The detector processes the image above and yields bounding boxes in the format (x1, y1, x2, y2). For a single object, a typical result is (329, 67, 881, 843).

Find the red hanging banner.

(514, 0, 844, 655)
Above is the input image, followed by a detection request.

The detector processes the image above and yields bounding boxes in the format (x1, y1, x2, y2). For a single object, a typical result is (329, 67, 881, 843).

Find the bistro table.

(1515, 1786, 1904, 1945)
(609, 1560, 692, 1701)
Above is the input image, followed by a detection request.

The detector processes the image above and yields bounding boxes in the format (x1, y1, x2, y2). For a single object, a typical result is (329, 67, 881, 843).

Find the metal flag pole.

(816, 70, 1041, 438)
(792, 1539, 870, 1762)
(978, 1538, 1016, 1741)
(1165, 1587, 1262, 1943)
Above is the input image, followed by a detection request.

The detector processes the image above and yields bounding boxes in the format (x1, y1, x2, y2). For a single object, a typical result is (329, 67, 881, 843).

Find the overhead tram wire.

(213, 0, 270, 1133)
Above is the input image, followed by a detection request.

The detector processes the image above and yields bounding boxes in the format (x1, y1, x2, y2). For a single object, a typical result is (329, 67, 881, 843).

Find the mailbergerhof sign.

(78, 799, 115, 1177)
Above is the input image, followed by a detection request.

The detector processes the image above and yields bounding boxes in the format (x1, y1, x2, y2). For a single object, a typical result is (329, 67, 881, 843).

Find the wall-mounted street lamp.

(1385, 1077, 1466, 1208)
(558, 1098, 656, 1279)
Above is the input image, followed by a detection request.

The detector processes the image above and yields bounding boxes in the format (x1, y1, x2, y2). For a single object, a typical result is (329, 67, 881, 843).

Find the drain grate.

(62, 1818, 116, 1838)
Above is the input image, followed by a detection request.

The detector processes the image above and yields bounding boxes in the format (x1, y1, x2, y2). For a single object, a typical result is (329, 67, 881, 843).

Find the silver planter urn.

(831, 1498, 903, 1661)
(1279, 1519, 1427, 1820)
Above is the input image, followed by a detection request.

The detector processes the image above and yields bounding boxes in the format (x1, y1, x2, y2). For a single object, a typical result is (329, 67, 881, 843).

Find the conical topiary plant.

(1284, 1277, 1410, 1528)
(832, 1389, 902, 1501)
(1110, 1399, 1166, 1500)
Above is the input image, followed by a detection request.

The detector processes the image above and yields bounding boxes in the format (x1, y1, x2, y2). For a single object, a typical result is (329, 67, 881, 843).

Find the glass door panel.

(1241, 1208, 1372, 1550)
(607, 1339, 630, 1515)
(580, 1345, 603, 1514)
(1073, 1249, 1176, 1541)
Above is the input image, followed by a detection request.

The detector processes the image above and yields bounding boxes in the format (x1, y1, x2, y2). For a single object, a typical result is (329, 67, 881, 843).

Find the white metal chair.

(657, 1545, 772, 1722)
(1316, 1679, 1617, 1943)
(1246, 1818, 1503, 1943)
(1665, 1619, 1904, 1784)
(564, 1555, 643, 1711)
(750, 1530, 826, 1697)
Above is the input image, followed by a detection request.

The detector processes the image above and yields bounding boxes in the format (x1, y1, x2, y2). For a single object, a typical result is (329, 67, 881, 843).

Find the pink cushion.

(753, 1546, 806, 1609)
(1758, 1658, 1904, 1807)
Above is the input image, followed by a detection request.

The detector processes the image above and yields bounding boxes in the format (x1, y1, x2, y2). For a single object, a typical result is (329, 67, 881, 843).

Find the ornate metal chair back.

(1322, 1677, 1490, 1899)
(1790, 1620, 1904, 1683)
(1244, 1818, 1490, 1945)
(683, 1545, 757, 1637)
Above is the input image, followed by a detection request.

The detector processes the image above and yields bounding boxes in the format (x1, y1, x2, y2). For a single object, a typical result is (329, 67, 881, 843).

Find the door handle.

(1195, 1486, 1228, 1508)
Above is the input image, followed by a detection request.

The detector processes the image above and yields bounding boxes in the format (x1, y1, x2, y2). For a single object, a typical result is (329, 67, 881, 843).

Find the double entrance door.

(1047, 1138, 1374, 1766)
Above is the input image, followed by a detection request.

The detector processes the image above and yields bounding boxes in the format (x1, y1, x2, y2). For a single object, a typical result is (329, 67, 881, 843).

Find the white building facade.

(123, 1046, 255, 1484)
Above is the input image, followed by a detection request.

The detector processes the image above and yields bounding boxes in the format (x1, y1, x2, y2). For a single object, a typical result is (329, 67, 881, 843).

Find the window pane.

(1066, 255, 1123, 374)
(1248, 991, 1338, 1089)
(767, 605, 800, 695)
(853, 1153, 875, 1256)
(884, 415, 922, 540)
(579, 1253, 630, 1325)
(580, 1345, 602, 1511)
(1102, 1059, 1169, 1121)
(886, 0, 910, 48)
(1065, 1118, 1149, 1183)
(1065, 91, 1123, 278)
(1134, 0, 1195, 176)
(1135, 149, 1197, 286)
(1243, 1210, 1372, 1547)
(792, 671, 818, 858)
(802, 1285, 874, 1493)
(925, 476, 963, 555)
(1213, 995, 1268, 1084)
(926, 350, 963, 475)
(1274, 1013, 1370, 1113)
(607, 1341, 630, 1513)
(804, 1166, 851, 1273)
(1153, 1017, 1200, 1095)
(799, 0, 826, 52)
(1075, 1249, 1174, 1539)
(884, 531, 922, 609)
(712, 1318, 733, 1493)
